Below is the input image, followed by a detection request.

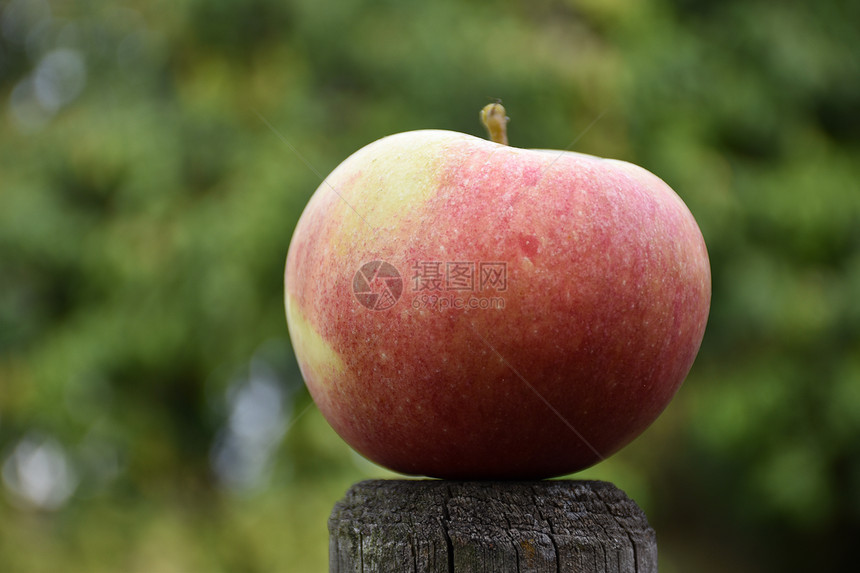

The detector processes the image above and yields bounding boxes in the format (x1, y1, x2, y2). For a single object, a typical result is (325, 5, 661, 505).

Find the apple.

(285, 104, 710, 479)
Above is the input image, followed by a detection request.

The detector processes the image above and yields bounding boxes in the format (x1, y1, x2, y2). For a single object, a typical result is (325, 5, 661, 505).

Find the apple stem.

(480, 102, 509, 145)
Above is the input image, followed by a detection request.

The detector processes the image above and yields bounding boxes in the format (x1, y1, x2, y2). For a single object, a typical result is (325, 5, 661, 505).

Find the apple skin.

(285, 129, 710, 479)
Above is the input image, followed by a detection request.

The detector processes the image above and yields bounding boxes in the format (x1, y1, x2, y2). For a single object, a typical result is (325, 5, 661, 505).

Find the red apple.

(285, 105, 710, 479)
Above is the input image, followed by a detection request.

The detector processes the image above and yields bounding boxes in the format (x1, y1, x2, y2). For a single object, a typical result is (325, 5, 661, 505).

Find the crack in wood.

(441, 484, 455, 573)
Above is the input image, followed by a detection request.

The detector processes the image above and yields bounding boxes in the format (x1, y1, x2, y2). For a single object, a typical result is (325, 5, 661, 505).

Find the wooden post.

(329, 480, 657, 572)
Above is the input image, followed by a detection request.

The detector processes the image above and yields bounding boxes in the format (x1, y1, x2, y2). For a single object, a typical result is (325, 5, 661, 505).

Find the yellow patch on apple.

(325, 130, 473, 256)
(284, 294, 345, 386)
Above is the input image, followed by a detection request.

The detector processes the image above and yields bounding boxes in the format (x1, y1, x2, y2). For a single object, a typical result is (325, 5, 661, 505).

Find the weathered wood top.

(329, 479, 657, 572)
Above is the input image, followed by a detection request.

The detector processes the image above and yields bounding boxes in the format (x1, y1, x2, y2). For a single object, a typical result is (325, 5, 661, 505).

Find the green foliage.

(1, 0, 858, 570)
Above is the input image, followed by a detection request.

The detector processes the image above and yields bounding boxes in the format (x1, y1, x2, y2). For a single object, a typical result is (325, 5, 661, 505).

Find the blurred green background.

(1, 0, 858, 571)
